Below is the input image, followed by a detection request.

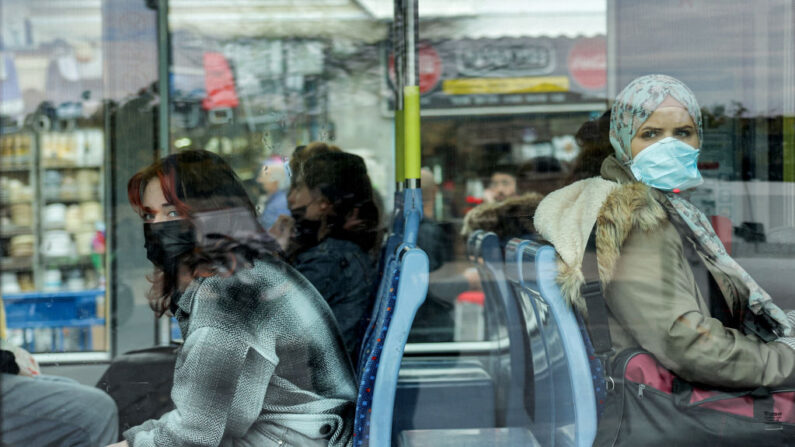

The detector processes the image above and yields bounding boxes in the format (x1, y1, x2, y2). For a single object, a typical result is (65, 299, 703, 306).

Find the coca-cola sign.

(567, 37, 607, 90)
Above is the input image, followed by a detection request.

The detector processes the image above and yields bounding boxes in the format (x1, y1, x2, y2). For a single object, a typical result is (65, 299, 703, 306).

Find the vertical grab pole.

(391, 0, 406, 236)
(394, 0, 405, 190)
(403, 87, 420, 182)
(155, 0, 172, 346)
(402, 0, 422, 247)
(403, 0, 420, 183)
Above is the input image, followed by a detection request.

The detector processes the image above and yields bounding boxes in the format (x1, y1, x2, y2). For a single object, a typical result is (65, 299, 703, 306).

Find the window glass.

(1, 0, 112, 359)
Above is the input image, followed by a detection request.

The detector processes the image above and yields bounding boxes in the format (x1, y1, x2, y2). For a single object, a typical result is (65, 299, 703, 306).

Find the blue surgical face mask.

(629, 137, 703, 192)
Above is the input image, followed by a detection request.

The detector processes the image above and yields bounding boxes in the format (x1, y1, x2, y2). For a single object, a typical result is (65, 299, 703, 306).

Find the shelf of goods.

(1, 129, 108, 353)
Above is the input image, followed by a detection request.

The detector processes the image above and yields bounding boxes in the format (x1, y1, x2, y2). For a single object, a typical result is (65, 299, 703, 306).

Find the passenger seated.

(533, 74, 795, 392)
(1, 299, 119, 447)
(255, 157, 291, 231)
(461, 192, 545, 244)
(483, 164, 519, 203)
(270, 150, 379, 365)
(119, 149, 355, 447)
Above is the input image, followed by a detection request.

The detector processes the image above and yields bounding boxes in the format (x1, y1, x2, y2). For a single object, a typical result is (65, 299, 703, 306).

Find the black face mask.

(144, 220, 196, 312)
(290, 205, 321, 249)
(143, 220, 196, 269)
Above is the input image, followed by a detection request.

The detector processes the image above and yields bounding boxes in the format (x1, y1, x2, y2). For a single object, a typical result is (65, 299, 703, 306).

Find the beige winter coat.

(534, 156, 795, 388)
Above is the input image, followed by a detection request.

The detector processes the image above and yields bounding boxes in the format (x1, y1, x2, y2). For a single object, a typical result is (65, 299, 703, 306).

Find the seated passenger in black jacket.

(270, 150, 379, 365)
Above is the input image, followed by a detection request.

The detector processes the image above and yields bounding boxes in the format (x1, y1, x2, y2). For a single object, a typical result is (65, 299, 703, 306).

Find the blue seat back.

(505, 239, 555, 447)
(358, 190, 405, 374)
(369, 247, 428, 443)
(470, 231, 530, 427)
(354, 187, 428, 447)
(519, 241, 597, 447)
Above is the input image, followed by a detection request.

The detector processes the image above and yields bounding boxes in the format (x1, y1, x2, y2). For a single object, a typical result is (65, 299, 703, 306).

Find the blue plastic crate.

(3, 289, 106, 351)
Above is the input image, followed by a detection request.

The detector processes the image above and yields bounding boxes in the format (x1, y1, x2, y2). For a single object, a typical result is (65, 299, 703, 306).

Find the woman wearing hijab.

(533, 74, 795, 391)
(116, 149, 355, 447)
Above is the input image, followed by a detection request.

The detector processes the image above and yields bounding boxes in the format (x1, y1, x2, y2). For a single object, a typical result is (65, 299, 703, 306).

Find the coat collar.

(533, 158, 668, 315)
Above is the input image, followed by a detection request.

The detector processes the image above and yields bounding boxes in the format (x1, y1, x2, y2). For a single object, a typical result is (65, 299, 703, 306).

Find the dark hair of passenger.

(564, 110, 614, 185)
(288, 141, 342, 187)
(128, 149, 279, 314)
(128, 149, 258, 218)
(301, 151, 380, 253)
(490, 163, 518, 178)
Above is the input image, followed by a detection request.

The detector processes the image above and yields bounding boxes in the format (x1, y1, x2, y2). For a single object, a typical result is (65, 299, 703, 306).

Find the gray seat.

(398, 427, 540, 447)
(399, 232, 543, 447)
(393, 357, 496, 437)
(511, 239, 598, 447)
(470, 230, 531, 427)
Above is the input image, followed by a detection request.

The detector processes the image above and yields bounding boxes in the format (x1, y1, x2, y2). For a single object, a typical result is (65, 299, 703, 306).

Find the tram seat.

(398, 427, 541, 446)
(354, 246, 428, 447)
(357, 192, 405, 376)
(393, 357, 497, 436)
(514, 240, 598, 447)
(469, 231, 532, 427)
(504, 238, 555, 446)
(388, 230, 499, 440)
(354, 187, 429, 447)
(357, 191, 405, 375)
(398, 232, 543, 447)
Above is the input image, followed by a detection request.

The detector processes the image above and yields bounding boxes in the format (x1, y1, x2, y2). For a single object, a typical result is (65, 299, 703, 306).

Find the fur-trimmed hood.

(533, 175, 668, 315)
(462, 192, 545, 240)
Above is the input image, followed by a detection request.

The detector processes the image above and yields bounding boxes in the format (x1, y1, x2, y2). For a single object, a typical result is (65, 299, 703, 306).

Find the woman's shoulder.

(188, 257, 330, 328)
(192, 257, 319, 309)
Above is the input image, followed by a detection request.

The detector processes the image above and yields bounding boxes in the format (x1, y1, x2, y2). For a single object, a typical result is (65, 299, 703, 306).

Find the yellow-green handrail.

(403, 85, 421, 180)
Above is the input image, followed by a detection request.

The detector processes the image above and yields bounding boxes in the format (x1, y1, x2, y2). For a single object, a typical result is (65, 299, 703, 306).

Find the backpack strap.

(580, 226, 615, 373)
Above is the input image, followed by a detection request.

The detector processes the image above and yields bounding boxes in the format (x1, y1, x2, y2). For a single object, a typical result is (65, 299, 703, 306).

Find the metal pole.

(403, 0, 420, 183)
(394, 0, 405, 190)
(405, 0, 419, 88)
(157, 0, 171, 157)
(155, 0, 172, 345)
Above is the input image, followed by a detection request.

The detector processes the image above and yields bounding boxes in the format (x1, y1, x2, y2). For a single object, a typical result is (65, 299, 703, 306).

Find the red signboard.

(388, 43, 443, 94)
(567, 37, 607, 90)
(202, 52, 239, 110)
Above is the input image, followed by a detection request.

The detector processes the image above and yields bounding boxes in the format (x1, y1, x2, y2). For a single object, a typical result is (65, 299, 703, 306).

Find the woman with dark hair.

(116, 149, 355, 447)
(272, 151, 379, 364)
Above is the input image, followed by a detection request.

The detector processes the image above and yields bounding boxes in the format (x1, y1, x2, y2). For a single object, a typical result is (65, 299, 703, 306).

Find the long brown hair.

(128, 149, 278, 315)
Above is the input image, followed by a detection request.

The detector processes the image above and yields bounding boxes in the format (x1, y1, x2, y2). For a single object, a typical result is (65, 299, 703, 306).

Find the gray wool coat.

(124, 257, 356, 447)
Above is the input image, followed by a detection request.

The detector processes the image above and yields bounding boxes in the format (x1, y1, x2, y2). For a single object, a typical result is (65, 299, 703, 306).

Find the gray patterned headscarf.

(609, 74, 702, 163)
(610, 74, 792, 337)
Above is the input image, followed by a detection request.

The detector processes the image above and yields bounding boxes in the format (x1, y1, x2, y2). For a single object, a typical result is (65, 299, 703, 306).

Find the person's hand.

(106, 441, 128, 447)
(11, 346, 39, 377)
(343, 208, 364, 232)
(268, 214, 294, 251)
